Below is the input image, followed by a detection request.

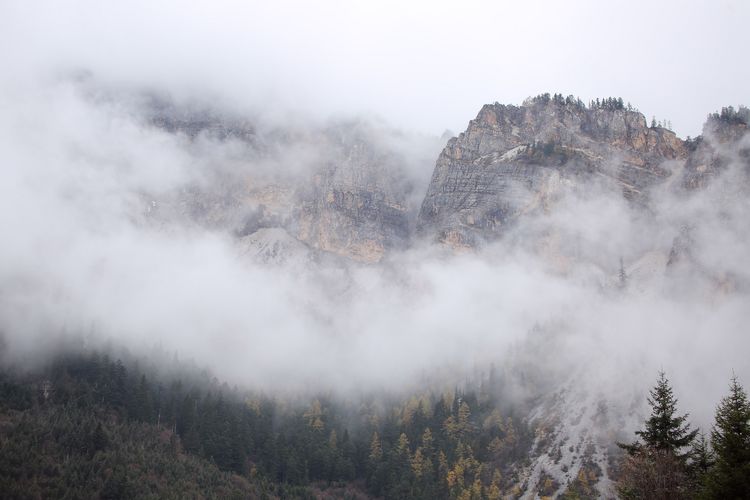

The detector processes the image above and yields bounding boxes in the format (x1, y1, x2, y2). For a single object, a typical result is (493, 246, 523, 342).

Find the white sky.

(3, 0, 749, 138)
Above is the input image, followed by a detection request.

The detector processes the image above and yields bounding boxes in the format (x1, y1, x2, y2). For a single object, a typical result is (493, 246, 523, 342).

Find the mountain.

(8, 88, 746, 498)
(140, 95, 441, 263)
(140, 93, 749, 270)
(416, 94, 691, 248)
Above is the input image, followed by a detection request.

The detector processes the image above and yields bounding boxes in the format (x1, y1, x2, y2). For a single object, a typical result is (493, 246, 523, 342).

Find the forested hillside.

(3, 349, 748, 499)
(0, 349, 537, 499)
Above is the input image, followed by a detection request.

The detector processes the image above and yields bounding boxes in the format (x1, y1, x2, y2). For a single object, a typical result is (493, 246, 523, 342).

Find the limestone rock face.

(143, 97, 437, 263)
(417, 96, 687, 247)
(142, 93, 748, 262)
(292, 125, 415, 262)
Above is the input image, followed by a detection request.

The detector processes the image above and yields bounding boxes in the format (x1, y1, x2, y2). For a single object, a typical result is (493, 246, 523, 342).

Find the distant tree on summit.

(709, 105, 750, 125)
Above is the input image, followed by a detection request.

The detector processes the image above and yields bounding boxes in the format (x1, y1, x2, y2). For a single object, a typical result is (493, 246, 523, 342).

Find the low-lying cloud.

(1, 76, 749, 436)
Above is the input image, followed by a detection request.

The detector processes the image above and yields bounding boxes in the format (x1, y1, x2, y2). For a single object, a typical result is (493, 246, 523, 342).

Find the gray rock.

(417, 96, 687, 247)
(143, 97, 440, 262)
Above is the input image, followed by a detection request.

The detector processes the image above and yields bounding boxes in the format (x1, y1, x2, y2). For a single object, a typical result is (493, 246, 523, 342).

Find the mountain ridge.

(139, 90, 748, 266)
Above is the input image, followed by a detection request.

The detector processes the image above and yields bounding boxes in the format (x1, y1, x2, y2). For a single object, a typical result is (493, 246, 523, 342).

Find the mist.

(1, 3, 749, 455)
(4, 0, 750, 138)
(0, 71, 747, 439)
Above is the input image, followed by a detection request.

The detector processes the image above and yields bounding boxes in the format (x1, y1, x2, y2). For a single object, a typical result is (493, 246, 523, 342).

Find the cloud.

(2, 0, 748, 138)
(1, 2, 749, 433)
(1, 81, 748, 425)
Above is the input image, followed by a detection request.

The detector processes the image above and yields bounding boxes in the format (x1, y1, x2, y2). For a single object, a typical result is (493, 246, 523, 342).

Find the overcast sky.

(3, 0, 748, 138)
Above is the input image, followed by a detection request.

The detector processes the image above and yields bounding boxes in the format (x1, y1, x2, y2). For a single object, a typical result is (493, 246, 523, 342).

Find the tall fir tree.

(618, 372, 698, 499)
(689, 431, 715, 479)
(703, 375, 750, 498)
(625, 371, 698, 457)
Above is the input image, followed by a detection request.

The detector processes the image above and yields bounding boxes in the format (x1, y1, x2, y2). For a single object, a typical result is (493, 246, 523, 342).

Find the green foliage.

(0, 350, 533, 499)
(690, 432, 715, 477)
(703, 376, 750, 498)
(528, 139, 571, 163)
(708, 105, 750, 125)
(617, 371, 697, 499)
(589, 96, 626, 111)
(620, 371, 697, 458)
(618, 373, 750, 500)
(0, 404, 262, 498)
(531, 92, 631, 112)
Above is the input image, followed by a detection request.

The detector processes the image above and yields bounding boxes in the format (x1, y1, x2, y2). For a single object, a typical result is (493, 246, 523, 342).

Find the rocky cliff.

(142, 93, 748, 263)
(141, 96, 439, 262)
(417, 95, 689, 248)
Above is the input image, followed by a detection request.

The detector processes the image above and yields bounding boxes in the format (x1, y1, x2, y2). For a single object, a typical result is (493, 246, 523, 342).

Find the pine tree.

(689, 431, 714, 489)
(618, 257, 628, 290)
(90, 421, 109, 455)
(133, 374, 154, 423)
(703, 375, 750, 498)
(628, 371, 698, 457)
(617, 372, 697, 499)
(369, 432, 383, 462)
(691, 431, 715, 473)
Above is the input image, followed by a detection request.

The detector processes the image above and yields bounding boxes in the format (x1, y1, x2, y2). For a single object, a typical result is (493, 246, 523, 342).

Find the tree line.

(0, 350, 536, 499)
(2, 349, 748, 498)
(708, 105, 750, 126)
(529, 93, 639, 113)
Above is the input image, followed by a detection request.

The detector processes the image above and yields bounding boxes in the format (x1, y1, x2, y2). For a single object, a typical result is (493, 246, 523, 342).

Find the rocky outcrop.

(142, 92, 748, 261)
(143, 97, 435, 262)
(681, 106, 750, 189)
(417, 95, 687, 247)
